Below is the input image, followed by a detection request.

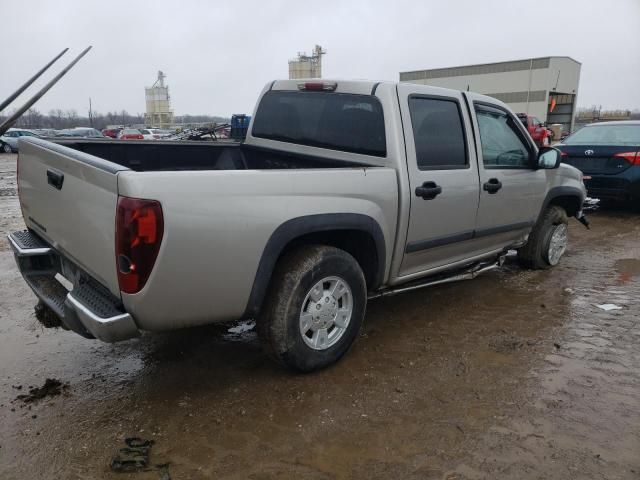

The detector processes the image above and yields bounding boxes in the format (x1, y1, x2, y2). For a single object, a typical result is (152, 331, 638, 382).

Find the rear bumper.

(8, 230, 139, 342)
(583, 167, 640, 201)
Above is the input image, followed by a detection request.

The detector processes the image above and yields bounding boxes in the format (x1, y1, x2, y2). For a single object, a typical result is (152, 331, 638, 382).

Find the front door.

(468, 96, 547, 251)
(397, 84, 481, 278)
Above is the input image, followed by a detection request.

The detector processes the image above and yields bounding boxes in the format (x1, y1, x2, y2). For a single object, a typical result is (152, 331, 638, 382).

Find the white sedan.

(1, 128, 41, 153)
(138, 128, 167, 140)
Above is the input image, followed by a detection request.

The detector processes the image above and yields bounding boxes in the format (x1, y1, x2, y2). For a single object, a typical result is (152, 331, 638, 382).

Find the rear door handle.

(415, 181, 442, 200)
(483, 178, 502, 194)
(47, 169, 64, 190)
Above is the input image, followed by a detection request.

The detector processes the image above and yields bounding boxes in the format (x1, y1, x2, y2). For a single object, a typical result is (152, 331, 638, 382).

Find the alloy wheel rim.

(299, 276, 353, 350)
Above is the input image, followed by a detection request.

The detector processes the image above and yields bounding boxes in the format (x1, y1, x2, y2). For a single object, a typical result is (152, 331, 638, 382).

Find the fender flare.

(538, 186, 586, 220)
(242, 213, 386, 319)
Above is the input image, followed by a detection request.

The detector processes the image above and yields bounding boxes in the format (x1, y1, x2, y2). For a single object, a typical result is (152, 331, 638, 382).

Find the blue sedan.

(555, 121, 640, 205)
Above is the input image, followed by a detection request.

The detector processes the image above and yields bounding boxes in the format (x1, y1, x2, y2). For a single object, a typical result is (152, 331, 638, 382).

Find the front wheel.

(517, 206, 569, 269)
(2, 143, 12, 153)
(258, 245, 367, 372)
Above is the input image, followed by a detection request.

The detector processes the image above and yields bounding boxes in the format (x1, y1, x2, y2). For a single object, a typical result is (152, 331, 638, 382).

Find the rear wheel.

(258, 245, 367, 372)
(518, 205, 569, 269)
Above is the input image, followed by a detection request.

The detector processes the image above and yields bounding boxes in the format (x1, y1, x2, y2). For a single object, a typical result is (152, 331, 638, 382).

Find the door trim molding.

(405, 230, 474, 253)
(474, 221, 533, 239)
(405, 221, 533, 254)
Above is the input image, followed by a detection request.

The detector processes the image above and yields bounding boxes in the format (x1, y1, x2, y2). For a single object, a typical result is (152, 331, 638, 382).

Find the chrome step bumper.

(8, 230, 139, 342)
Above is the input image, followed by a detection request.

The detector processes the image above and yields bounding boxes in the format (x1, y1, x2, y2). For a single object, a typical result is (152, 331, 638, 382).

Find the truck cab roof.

(269, 79, 509, 109)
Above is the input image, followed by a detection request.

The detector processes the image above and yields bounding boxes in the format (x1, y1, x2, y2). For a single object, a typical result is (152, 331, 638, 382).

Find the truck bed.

(16, 136, 398, 333)
(54, 139, 368, 172)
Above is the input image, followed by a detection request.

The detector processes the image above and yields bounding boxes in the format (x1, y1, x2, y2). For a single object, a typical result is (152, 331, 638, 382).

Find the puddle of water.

(614, 258, 640, 285)
(223, 320, 256, 342)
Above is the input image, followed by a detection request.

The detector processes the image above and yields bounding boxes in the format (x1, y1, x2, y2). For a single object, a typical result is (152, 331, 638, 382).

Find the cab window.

(409, 96, 467, 169)
(475, 105, 532, 169)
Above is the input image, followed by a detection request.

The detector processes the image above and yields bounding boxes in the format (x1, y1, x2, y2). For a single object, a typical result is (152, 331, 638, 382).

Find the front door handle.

(415, 181, 442, 200)
(483, 178, 502, 194)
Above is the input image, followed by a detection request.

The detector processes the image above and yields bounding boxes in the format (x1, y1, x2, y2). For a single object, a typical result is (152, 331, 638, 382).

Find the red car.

(101, 128, 122, 138)
(118, 128, 144, 140)
(517, 113, 551, 147)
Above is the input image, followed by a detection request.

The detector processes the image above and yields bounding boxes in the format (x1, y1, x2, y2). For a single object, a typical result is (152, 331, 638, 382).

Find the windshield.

(252, 91, 386, 157)
(564, 124, 640, 146)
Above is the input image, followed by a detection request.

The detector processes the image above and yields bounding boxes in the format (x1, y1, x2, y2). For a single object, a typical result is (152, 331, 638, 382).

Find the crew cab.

(9, 80, 586, 371)
(517, 113, 551, 147)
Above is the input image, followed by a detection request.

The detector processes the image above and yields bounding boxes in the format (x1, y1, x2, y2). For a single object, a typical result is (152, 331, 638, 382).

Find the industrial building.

(144, 71, 173, 127)
(400, 56, 581, 133)
(288, 45, 326, 79)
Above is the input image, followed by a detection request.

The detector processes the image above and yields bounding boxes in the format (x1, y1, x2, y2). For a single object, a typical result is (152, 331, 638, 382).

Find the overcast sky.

(1, 0, 639, 117)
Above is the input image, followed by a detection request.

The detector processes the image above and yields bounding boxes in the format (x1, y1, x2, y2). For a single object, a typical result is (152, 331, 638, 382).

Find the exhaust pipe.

(0, 46, 92, 136)
(0, 48, 69, 114)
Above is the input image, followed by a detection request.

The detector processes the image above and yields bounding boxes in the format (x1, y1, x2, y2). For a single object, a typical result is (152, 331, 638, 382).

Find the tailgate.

(17, 137, 128, 296)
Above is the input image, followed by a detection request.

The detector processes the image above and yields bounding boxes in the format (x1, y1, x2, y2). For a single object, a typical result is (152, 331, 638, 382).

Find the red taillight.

(614, 151, 640, 165)
(560, 151, 568, 157)
(297, 81, 337, 91)
(115, 196, 164, 294)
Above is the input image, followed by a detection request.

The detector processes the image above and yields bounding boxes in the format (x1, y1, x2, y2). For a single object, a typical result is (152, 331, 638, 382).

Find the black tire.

(258, 245, 367, 372)
(2, 143, 12, 154)
(517, 205, 569, 269)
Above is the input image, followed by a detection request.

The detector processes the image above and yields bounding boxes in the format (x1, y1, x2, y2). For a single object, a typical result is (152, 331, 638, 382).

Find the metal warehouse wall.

(400, 57, 581, 130)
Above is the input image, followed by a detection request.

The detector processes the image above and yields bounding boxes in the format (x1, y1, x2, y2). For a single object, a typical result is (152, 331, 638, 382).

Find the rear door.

(397, 84, 480, 277)
(17, 137, 126, 296)
(467, 96, 547, 249)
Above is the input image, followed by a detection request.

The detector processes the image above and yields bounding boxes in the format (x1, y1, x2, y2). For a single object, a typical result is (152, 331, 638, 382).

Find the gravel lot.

(0, 152, 638, 479)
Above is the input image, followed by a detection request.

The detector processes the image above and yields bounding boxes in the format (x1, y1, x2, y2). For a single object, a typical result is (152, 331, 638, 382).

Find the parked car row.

(1, 127, 176, 152)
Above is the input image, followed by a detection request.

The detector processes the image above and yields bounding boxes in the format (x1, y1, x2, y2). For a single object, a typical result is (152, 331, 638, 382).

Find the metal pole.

(525, 58, 533, 114)
(0, 48, 68, 113)
(0, 46, 92, 136)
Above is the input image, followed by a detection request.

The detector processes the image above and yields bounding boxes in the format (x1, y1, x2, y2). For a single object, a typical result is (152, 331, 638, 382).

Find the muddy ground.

(0, 153, 638, 479)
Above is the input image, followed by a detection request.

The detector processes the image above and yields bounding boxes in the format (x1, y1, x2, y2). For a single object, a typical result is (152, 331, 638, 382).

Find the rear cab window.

(408, 96, 468, 169)
(252, 91, 386, 157)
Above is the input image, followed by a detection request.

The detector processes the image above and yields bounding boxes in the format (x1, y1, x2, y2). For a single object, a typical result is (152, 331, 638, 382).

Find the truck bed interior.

(53, 140, 366, 172)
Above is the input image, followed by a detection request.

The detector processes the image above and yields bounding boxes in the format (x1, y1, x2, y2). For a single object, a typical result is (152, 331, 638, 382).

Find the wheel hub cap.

(299, 276, 353, 350)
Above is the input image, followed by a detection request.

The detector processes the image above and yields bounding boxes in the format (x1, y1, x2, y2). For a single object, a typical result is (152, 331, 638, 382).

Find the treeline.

(0, 108, 230, 130)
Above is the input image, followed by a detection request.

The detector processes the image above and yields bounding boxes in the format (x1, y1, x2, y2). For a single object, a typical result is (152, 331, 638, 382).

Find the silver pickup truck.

(9, 79, 586, 371)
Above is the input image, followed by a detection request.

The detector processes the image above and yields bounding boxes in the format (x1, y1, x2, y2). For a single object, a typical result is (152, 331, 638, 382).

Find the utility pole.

(525, 58, 533, 114)
(88, 97, 93, 127)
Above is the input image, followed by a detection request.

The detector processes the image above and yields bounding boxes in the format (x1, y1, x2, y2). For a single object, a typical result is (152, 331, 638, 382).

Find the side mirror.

(537, 147, 561, 169)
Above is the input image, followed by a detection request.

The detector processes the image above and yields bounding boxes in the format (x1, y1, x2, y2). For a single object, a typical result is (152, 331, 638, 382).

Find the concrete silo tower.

(288, 45, 326, 79)
(144, 71, 174, 127)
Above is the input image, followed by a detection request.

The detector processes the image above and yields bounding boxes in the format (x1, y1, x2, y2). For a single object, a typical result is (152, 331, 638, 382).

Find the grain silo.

(288, 45, 326, 79)
(144, 71, 173, 127)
